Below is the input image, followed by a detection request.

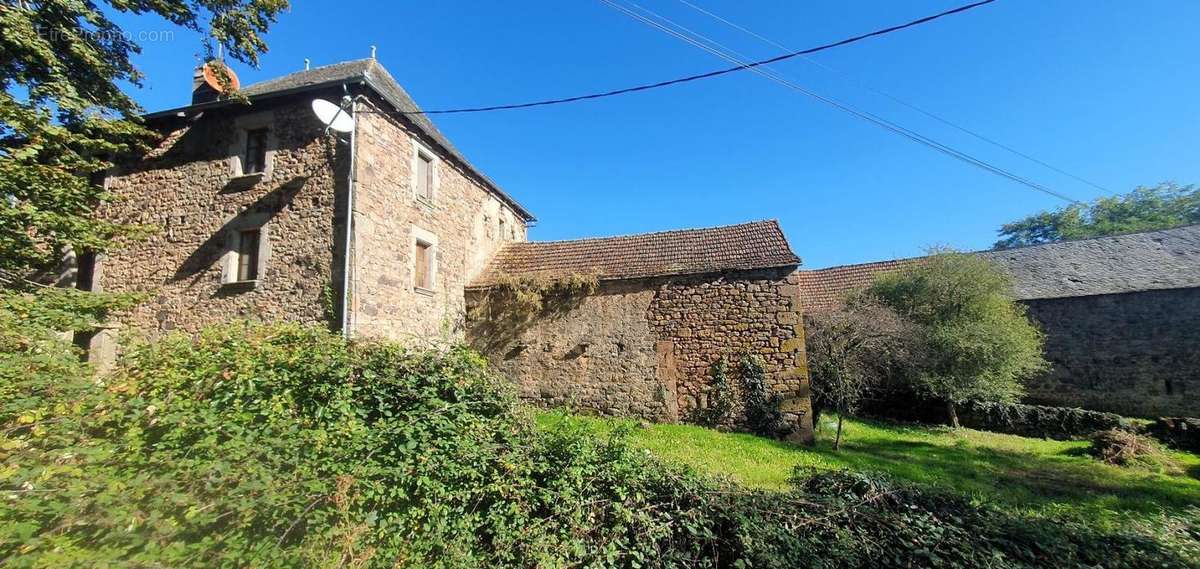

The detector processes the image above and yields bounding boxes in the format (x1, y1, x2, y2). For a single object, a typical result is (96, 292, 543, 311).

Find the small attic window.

(243, 128, 269, 174)
(414, 147, 435, 202)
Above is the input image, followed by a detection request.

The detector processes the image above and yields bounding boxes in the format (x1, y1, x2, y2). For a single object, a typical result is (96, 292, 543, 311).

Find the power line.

(598, 0, 1081, 205)
(674, 0, 1112, 196)
(397, 0, 998, 115)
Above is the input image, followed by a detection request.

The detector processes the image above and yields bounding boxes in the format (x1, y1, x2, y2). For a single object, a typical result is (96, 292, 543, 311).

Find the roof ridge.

(800, 255, 924, 273)
(240, 58, 374, 91)
(515, 219, 783, 246)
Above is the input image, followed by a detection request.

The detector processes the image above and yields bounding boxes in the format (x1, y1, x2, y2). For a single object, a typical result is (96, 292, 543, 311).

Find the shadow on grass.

(812, 429, 1199, 518)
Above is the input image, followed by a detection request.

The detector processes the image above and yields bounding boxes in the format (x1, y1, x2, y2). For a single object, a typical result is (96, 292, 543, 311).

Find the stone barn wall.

(1021, 287, 1200, 418)
(468, 268, 813, 440)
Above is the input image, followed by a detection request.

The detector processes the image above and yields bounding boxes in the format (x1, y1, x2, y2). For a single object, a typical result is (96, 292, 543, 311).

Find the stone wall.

(350, 94, 527, 342)
(97, 94, 345, 340)
(469, 268, 814, 440)
(1021, 287, 1200, 418)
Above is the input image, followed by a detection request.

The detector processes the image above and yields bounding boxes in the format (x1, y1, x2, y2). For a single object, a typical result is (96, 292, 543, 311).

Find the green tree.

(806, 296, 914, 449)
(869, 251, 1047, 428)
(994, 182, 1200, 249)
(0, 0, 287, 274)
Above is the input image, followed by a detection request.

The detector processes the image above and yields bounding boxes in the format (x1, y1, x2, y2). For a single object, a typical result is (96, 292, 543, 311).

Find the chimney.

(191, 62, 219, 104)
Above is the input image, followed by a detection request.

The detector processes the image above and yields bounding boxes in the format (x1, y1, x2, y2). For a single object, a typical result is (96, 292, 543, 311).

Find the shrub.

(868, 251, 1048, 427)
(806, 296, 915, 449)
(2, 322, 539, 566)
(3, 320, 1196, 567)
(696, 358, 735, 427)
(780, 468, 1200, 568)
(739, 354, 790, 439)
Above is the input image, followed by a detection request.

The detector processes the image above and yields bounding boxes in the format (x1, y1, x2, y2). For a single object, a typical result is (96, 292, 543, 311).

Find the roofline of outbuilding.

(141, 64, 536, 222)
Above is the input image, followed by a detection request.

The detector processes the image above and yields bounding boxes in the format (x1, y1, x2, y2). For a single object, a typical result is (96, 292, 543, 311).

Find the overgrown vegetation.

(868, 250, 1048, 428)
(466, 271, 598, 353)
(806, 295, 914, 449)
(994, 182, 1200, 249)
(468, 271, 598, 322)
(738, 354, 790, 439)
(558, 414, 1200, 530)
(696, 358, 735, 426)
(4, 310, 1198, 566)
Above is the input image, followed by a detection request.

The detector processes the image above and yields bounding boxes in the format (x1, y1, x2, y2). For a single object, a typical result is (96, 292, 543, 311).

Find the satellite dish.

(201, 62, 240, 93)
(311, 98, 355, 133)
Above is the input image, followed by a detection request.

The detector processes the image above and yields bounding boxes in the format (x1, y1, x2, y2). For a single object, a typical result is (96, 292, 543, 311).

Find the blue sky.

(112, 1, 1200, 268)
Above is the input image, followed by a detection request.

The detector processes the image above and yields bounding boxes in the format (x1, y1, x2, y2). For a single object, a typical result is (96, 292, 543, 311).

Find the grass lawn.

(537, 411, 1200, 525)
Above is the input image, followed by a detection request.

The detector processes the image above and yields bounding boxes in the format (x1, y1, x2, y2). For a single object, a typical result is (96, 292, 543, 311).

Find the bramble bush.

(3, 317, 1197, 567)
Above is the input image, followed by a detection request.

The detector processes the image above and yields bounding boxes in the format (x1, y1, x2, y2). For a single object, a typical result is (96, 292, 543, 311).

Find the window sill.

(223, 172, 265, 193)
(220, 279, 260, 292)
(415, 196, 435, 209)
(414, 286, 435, 297)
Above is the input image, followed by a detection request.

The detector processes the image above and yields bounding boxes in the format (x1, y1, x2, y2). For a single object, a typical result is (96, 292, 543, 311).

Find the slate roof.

(146, 59, 534, 221)
(797, 224, 1200, 311)
(472, 220, 801, 286)
(978, 224, 1200, 299)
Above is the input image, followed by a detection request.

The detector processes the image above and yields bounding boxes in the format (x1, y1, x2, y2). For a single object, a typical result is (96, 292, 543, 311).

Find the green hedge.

(958, 400, 1135, 440)
(859, 387, 1136, 441)
(3, 315, 1197, 567)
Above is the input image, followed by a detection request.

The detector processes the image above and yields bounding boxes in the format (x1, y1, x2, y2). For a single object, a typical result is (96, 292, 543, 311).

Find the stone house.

(466, 220, 814, 441)
(88, 59, 534, 354)
(796, 224, 1200, 418)
(85, 59, 815, 440)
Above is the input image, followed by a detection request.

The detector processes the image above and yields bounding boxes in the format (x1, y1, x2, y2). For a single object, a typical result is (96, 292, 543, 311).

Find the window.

(243, 128, 269, 174)
(498, 217, 507, 242)
(236, 228, 261, 281)
(415, 150, 434, 201)
(414, 239, 433, 290)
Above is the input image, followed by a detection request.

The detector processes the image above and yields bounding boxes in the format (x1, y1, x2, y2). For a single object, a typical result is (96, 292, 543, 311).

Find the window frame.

(243, 128, 269, 175)
(411, 226, 438, 294)
(228, 112, 276, 180)
(220, 213, 271, 287)
(235, 228, 262, 282)
(411, 140, 439, 204)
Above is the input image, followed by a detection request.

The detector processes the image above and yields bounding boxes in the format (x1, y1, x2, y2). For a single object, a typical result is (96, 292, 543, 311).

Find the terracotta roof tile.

(796, 258, 917, 312)
(473, 220, 800, 286)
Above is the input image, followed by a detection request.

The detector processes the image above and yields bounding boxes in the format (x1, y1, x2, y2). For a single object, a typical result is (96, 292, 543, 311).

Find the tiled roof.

(798, 224, 1200, 311)
(146, 59, 534, 221)
(472, 220, 801, 286)
(795, 258, 917, 312)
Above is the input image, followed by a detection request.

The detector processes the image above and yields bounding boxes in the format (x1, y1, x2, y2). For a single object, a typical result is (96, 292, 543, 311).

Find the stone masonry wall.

(471, 279, 674, 421)
(351, 94, 526, 342)
(471, 268, 813, 440)
(648, 269, 810, 430)
(97, 95, 344, 339)
(1021, 287, 1200, 418)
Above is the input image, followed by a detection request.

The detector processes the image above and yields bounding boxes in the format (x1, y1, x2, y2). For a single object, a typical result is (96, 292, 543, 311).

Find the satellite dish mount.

(311, 98, 355, 136)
